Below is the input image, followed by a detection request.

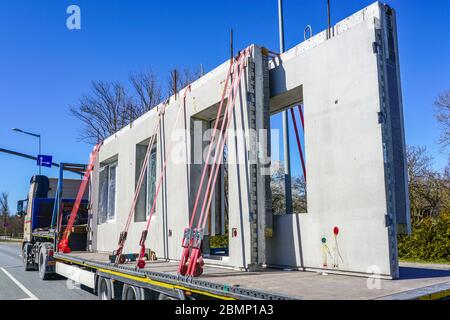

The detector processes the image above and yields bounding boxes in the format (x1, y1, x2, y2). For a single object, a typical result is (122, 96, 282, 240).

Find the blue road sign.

(37, 155, 53, 168)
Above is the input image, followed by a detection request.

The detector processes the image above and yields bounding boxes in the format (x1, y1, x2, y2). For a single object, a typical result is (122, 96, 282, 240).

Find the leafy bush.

(398, 212, 450, 262)
(210, 235, 228, 248)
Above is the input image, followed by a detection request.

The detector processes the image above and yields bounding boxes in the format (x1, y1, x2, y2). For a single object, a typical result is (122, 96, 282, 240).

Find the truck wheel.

(23, 243, 34, 271)
(158, 293, 176, 300)
(97, 277, 113, 300)
(122, 284, 146, 300)
(38, 246, 52, 280)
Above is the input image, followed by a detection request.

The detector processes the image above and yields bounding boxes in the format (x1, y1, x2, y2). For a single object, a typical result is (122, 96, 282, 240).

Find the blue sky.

(0, 0, 449, 214)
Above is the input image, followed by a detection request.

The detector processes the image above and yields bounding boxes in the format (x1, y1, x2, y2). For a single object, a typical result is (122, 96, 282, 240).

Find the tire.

(97, 277, 113, 300)
(38, 245, 52, 280)
(122, 284, 145, 300)
(158, 293, 176, 300)
(23, 243, 35, 271)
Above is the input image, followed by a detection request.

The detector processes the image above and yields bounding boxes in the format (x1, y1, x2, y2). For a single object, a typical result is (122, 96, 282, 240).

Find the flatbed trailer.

(53, 251, 450, 300)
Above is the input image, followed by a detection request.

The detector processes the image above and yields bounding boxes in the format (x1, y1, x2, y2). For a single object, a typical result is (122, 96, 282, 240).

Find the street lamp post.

(12, 128, 42, 175)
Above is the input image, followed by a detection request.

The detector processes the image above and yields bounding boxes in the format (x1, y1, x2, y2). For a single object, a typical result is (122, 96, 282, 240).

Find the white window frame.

(98, 161, 118, 224)
(106, 162, 117, 222)
(146, 145, 157, 220)
(135, 141, 157, 223)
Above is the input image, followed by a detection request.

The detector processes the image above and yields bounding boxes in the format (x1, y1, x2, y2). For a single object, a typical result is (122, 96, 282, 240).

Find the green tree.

(398, 146, 450, 262)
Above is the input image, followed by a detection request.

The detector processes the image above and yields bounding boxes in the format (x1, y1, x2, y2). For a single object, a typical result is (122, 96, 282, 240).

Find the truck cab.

(20, 172, 89, 279)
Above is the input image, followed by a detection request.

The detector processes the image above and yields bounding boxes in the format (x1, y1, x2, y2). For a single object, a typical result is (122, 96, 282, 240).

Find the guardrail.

(0, 233, 23, 241)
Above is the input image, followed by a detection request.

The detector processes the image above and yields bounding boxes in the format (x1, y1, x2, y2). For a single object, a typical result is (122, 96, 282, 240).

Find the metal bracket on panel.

(373, 42, 381, 54)
(385, 214, 393, 227)
(378, 112, 386, 124)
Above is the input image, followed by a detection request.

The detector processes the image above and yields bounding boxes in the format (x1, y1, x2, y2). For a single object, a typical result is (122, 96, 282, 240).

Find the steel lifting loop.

(158, 104, 166, 116)
(304, 25, 313, 41)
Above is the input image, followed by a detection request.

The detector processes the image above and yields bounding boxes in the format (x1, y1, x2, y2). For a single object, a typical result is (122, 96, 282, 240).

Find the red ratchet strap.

(290, 107, 306, 180)
(58, 144, 101, 253)
(113, 108, 162, 265)
(135, 85, 192, 269)
(181, 48, 251, 277)
(177, 54, 236, 275)
(298, 105, 304, 129)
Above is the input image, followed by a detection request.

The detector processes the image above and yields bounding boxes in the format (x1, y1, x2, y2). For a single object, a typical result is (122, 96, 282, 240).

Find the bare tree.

(270, 162, 307, 214)
(435, 90, 450, 149)
(70, 81, 135, 144)
(406, 146, 450, 222)
(0, 192, 9, 235)
(71, 67, 201, 144)
(0, 192, 9, 216)
(71, 69, 166, 144)
(130, 69, 163, 114)
(167, 67, 201, 97)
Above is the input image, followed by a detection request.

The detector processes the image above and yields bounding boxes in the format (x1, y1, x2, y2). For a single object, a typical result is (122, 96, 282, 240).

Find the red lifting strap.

(135, 85, 192, 269)
(290, 107, 306, 180)
(298, 105, 304, 129)
(113, 108, 163, 264)
(177, 54, 236, 275)
(58, 144, 101, 253)
(182, 48, 251, 277)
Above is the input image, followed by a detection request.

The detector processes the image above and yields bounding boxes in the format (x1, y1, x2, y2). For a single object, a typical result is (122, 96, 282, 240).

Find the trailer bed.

(54, 251, 450, 300)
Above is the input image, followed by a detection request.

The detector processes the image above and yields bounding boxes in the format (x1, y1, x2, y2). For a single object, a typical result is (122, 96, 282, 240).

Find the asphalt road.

(0, 242, 96, 300)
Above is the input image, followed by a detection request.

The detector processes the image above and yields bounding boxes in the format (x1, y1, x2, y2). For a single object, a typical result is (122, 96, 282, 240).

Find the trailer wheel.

(22, 243, 34, 271)
(122, 284, 146, 300)
(38, 245, 52, 280)
(158, 293, 176, 300)
(97, 277, 113, 300)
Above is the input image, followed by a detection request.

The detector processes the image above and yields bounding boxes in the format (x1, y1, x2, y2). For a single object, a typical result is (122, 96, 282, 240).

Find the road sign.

(37, 155, 53, 168)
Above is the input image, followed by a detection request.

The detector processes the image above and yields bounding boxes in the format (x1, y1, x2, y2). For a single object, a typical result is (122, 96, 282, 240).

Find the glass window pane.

(98, 167, 109, 224)
(147, 145, 157, 216)
(135, 144, 148, 222)
(108, 164, 116, 220)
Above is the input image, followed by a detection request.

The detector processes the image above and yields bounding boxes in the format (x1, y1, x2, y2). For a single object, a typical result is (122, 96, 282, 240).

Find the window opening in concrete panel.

(135, 138, 157, 222)
(98, 157, 118, 223)
(270, 105, 307, 215)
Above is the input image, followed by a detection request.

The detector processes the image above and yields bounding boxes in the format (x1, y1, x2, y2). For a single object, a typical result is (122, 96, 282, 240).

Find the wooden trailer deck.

(55, 251, 450, 300)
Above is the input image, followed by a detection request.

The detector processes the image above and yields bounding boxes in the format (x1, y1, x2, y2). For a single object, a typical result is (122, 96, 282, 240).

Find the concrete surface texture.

(89, 2, 410, 279)
(266, 2, 409, 279)
(91, 45, 269, 272)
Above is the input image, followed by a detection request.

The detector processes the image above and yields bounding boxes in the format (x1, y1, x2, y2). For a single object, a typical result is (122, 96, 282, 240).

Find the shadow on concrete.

(399, 267, 450, 280)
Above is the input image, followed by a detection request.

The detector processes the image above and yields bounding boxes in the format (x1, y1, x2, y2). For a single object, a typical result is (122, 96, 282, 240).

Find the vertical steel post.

(327, 0, 331, 39)
(38, 135, 41, 175)
(278, 0, 293, 214)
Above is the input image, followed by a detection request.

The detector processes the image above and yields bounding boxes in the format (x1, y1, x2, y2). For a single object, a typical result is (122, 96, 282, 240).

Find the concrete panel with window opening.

(88, 2, 409, 279)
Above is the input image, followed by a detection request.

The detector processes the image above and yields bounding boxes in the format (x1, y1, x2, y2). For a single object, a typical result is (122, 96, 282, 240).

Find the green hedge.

(210, 235, 228, 248)
(398, 212, 450, 262)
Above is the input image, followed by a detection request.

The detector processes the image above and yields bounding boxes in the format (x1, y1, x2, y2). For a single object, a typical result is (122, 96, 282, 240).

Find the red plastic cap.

(333, 226, 339, 235)
(137, 259, 146, 269)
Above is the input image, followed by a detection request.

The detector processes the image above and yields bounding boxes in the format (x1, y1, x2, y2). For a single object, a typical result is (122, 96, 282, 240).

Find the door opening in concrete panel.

(135, 138, 157, 223)
(270, 105, 307, 215)
(205, 117, 229, 259)
(190, 113, 229, 259)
